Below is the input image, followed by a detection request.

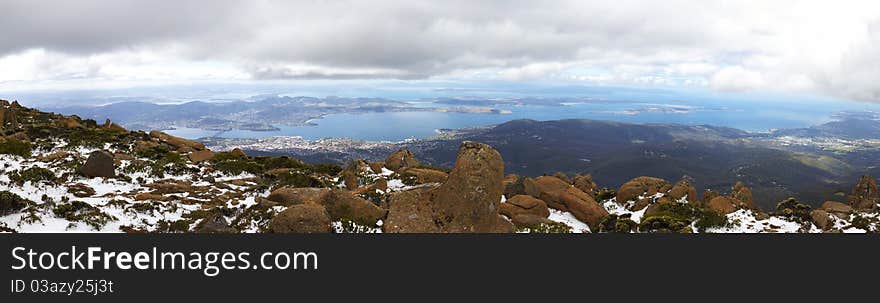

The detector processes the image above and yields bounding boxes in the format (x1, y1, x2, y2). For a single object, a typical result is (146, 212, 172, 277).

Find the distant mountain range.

(41, 95, 511, 132)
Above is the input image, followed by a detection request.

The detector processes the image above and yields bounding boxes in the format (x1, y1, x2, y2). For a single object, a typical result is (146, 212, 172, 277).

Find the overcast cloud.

(1, 0, 880, 101)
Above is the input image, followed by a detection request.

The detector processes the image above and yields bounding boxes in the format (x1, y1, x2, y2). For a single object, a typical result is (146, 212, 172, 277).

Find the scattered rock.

(268, 204, 332, 233)
(37, 151, 70, 162)
(81, 150, 116, 178)
(384, 149, 419, 171)
(194, 213, 237, 233)
(67, 183, 96, 198)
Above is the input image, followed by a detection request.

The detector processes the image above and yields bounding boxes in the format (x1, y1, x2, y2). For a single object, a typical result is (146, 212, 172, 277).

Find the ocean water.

(166, 98, 880, 141)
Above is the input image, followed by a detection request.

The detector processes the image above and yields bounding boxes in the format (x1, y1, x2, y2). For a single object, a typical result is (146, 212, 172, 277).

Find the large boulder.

(268, 204, 332, 233)
(668, 177, 698, 205)
(400, 168, 448, 184)
(558, 187, 608, 231)
(431, 141, 506, 232)
(616, 176, 672, 208)
(383, 186, 440, 233)
(82, 150, 116, 178)
(523, 176, 571, 211)
(503, 174, 527, 198)
(731, 182, 759, 211)
(702, 190, 720, 206)
(820, 201, 853, 219)
(499, 195, 550, 219)
(230, 148, 248, 158)
(149, 131, 206, 152)
(810, 210, 834, 230)
(266, 187, 329, 206)
(188, 150, 214, 162)
(571, 174, 599, 199)
(849, 175, 878, 211)
(341, 159, 372, 190)
(318, 189, 387, 225)
(707, 196, 738, 214)
(384, 149, 420, 172)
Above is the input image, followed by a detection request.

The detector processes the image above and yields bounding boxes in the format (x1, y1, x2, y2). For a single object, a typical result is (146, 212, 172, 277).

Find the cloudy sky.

(1, 0, 880, 102)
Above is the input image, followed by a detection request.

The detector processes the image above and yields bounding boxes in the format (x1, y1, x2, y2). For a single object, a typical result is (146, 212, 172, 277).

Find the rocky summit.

(1, 102, 879, 233)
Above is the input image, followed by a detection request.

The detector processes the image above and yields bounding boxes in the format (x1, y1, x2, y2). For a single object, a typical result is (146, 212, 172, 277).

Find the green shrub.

(214, 159, 263, 175)
(597, 214, 637, 233)
(52, 201, 116, 230)
(0, 191, 36, 216)
(595, 188, 617, 202)
(0, 138, 31, 157)
(312, 163, 343, 176)
(65, 127, 126, 148)
(523, 221, 572, 233)
(9, 166, 55, 185)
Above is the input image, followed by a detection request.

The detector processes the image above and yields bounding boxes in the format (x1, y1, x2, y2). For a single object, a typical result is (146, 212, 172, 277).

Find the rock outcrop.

(268, 204, 332, 233)
(149, 131, 206, 153)
(384, 141, 514, 233)
(499, 195, 550, 219)
(820, 201, 853, 219)
(267, 187, 329, 206)
(523, 176, 571, 210)
(400, 168, 448, 184)
(571, 174, 599, 199)
(82, 150, 116, 178)
(616, 176, 672, 210)
(558, 187, 608, 230)
(431, 141, 509, 232)
(731, 182, 759, 211)
(849, 175, 878, 211)
(384, 149, 419, 172)
(668, 177, 698, 205)
(187, 150, 214, 162)
(318, 189, 387, 225)
(707, 196, 738, 214)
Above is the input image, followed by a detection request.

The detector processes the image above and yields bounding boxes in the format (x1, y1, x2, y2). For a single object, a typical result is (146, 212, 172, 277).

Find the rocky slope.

(1, 100, 878, 233)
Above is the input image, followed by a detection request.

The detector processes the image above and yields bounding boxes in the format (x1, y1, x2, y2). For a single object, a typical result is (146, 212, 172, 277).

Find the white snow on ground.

(0, 145, 267, 233)
(548, 209, 591, 233)
(602, 198, 648, 223)
(704, 209, 819, 233)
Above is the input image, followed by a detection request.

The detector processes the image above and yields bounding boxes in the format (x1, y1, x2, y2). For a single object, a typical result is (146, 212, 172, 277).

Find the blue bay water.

(166, 99, 880, 141)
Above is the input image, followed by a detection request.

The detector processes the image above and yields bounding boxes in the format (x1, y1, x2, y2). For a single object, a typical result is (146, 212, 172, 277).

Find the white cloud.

(0, 0, 879, 101)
